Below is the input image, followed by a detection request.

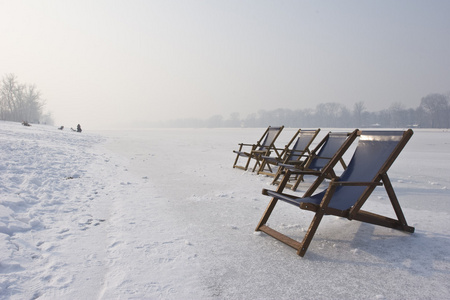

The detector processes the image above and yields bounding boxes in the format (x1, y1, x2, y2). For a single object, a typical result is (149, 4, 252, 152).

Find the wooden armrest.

(287, 150, 308, 155)
(278, 162, 302, 168)
(281, 168, 321, 175)
(262, 156, 280, 161)
(262, 188, 298, 200)
(252, 150, 267, 154)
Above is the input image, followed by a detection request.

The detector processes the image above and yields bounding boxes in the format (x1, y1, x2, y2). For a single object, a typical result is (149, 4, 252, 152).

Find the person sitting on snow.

(71, 124, 82, 132)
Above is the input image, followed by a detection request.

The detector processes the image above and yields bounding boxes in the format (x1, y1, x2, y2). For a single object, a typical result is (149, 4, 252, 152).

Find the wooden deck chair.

(255, 128, 303, 176)
(233, 126, 284, 171)
(273, 130, 358, 191)
(257, 129, 320, 177)
(256, 129, 414, 257)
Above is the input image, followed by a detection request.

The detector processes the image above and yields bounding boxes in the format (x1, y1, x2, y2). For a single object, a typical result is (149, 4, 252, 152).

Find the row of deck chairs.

(232, 126, 414, 257)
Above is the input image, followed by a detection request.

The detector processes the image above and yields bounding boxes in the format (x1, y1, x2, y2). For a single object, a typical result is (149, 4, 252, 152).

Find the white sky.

(1, 0, 449, 129)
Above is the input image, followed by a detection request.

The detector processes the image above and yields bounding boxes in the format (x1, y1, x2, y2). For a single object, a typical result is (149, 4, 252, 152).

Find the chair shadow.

(307, 222, 450, 278)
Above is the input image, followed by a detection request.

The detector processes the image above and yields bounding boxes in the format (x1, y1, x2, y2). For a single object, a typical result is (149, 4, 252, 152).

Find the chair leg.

(257, 159, 267, 175)
(297, 209, 326, 257)
(255, 198, 278, 230)
(251, 159, 260, 172)
(382, 173, 414, 232)
(271, 168, 283, 185)
(256, 170, 291, 230)
(266, 163, 273, 174)
(257, 179, 338, 257)
(252, 153, 265, 172)
(233, 153, 240, 168)
(233, 144, 244, 168)
(291, 173, 304, 191)
(243, 155, 252, 171)
(297, 183, 337, 256)
(349, 173, 414, 233)
(257, 195, 328, 257)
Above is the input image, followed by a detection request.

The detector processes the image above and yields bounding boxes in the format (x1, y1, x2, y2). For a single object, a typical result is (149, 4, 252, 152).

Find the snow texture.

(1, 121, 449, 299)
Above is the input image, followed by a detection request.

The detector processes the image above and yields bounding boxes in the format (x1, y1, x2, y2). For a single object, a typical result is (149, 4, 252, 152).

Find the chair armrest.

(262, 155, 280, 161)
(262, 189, 299, 201)
(235, 143, 258, 153)
(252, 150, 268, 154)
(279, 166, 321, 175)
(287, 150, 309, 155)
(278, 162, 303, 168)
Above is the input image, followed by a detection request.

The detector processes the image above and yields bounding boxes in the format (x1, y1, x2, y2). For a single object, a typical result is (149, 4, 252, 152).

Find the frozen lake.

(1, 122, 450, 299)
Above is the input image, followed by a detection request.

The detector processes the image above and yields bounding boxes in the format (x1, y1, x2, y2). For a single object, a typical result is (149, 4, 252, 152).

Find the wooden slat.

(233, 165, 246, 170)
(258, 225, 302, 250)
(352, 210, 415, 233)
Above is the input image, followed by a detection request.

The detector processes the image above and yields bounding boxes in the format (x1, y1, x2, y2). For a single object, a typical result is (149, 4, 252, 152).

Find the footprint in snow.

(109, 241, 123, 248)
(78, 218, 105, 230)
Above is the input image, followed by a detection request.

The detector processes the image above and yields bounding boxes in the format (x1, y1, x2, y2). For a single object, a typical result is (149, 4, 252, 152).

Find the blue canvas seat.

(257, 129, 320, 177)
(256, 129, 414, 257)
(273, 130, 358, 191)
(233, 126, 284, 171)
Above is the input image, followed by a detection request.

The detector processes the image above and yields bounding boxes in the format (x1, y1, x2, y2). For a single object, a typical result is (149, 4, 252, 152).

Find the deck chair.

(272, 130, 358, 191)
(233, 126, 284, 171)
(257, 129, 320, 177)
(256, 129, 414, 257)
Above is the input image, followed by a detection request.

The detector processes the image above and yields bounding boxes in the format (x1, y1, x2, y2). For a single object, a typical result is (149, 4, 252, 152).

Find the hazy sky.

(1, 0, 450, 129)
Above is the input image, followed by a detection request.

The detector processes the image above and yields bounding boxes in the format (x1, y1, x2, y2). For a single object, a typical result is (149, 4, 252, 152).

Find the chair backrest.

(257, 126, 284, 150)
(324, 130, 413, 210)
(308, 132, 350, 170)
(286, 130, 319, 161)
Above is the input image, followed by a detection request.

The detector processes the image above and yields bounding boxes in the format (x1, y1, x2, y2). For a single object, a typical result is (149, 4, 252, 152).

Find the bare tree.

(22, 84, 44, 123)
(315, 102, 346, 127)
(0, 74, 47, 123)
(353, 101, 366, 127)
(420, 93, 449, 128)
(0, 74, 19, 120)
(389, 102, 407, 127)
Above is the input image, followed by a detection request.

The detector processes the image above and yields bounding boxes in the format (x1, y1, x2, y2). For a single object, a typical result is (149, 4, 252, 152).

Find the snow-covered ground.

(1, 121, 449, 299)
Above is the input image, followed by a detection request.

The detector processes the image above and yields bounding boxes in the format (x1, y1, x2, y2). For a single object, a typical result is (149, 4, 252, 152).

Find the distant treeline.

(153, 94, 450, 128)
(0, 74, 53, 124)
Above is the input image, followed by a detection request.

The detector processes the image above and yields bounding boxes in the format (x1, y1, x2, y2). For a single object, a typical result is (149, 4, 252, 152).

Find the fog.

(1, 0, 450, 129)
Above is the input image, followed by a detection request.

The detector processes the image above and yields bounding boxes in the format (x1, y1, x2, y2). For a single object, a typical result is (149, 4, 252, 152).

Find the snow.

(1, 121, 449, 299)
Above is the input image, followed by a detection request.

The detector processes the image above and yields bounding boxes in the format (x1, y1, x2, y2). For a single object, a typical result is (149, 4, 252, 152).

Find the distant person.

(22, 121, 31, 126)
(71, 124, 82, 132)
(58, 125, 64, 130)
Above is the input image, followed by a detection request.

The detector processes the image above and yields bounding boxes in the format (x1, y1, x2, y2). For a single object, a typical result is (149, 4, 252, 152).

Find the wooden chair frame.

(257, 129, 320, 178)
(255, 129, 414, 257)
(233, 126, 284, 172)
(272, 130, 358, 191)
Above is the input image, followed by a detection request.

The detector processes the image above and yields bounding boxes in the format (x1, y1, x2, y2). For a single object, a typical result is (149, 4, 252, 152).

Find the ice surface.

(1, 121, 449, 299)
